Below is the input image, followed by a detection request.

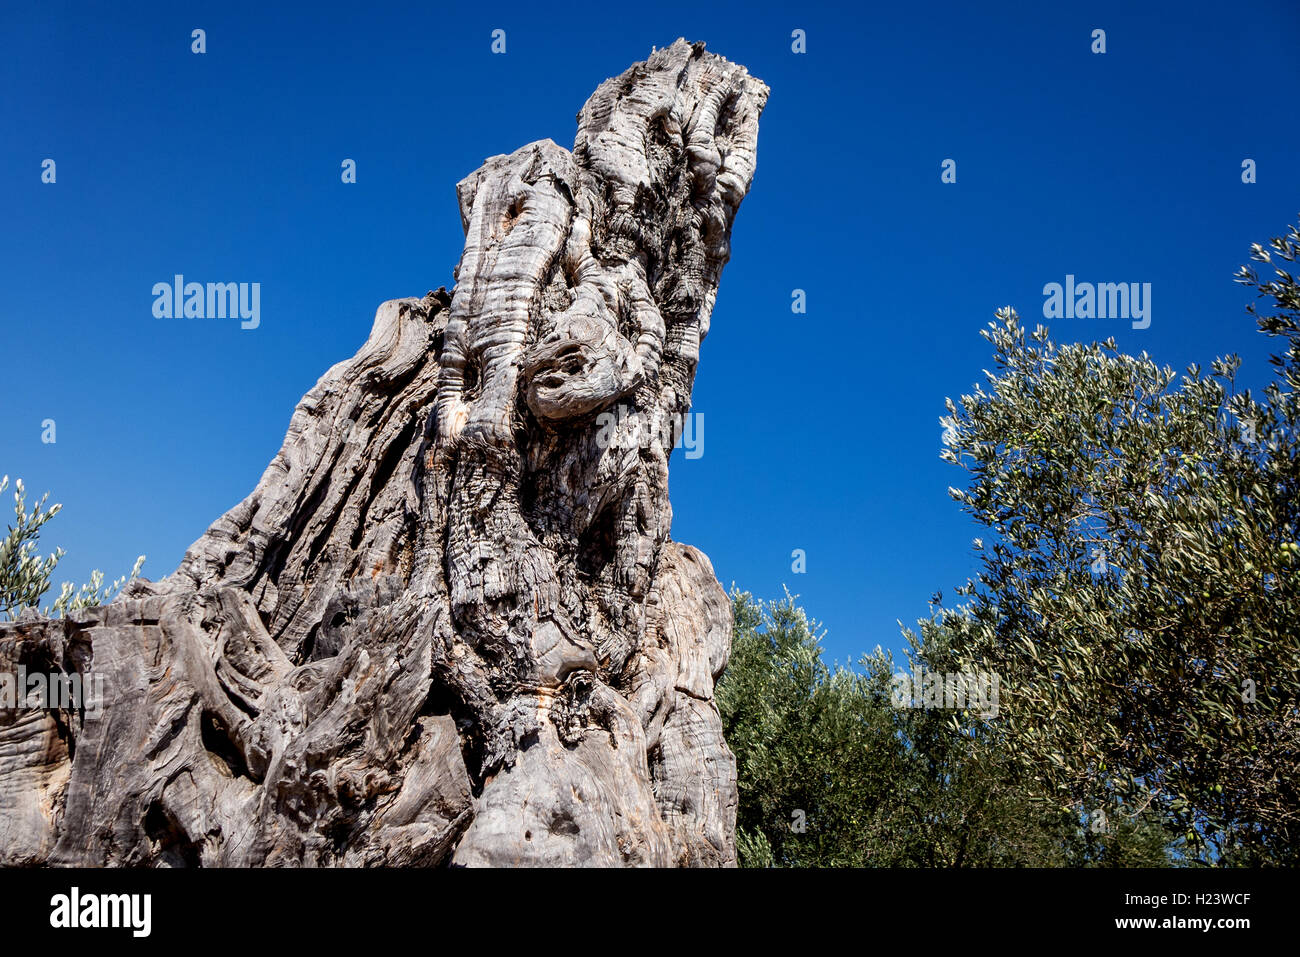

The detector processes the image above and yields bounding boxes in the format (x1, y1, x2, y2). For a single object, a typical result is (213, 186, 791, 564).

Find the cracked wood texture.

(0, 40, 766, 867)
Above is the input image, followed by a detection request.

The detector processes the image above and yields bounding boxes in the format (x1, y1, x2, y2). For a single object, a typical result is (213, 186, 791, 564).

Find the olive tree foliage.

(718, 590, 1172, 867)
(718, 590, 907, 867)
(0, 476, 144, 620)
(929, 220, 1300, 865)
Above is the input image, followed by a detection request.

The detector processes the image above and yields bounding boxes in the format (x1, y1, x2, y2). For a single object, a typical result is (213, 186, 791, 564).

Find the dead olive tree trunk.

(0, 39, 766, 867)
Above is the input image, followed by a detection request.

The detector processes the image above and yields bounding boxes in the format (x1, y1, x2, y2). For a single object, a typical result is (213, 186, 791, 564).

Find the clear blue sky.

(3, 0, 1298, 666)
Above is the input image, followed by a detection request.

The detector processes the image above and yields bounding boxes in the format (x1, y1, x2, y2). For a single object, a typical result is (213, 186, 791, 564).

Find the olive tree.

(0, 475, 143, 620)
(931, 220, 1300, 864)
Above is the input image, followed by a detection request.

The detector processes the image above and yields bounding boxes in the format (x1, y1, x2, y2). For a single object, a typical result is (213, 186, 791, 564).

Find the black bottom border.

(1, 866, 1287, 943)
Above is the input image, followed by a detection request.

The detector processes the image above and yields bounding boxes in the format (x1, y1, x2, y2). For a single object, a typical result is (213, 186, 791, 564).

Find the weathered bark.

(0, 40, 766, 867)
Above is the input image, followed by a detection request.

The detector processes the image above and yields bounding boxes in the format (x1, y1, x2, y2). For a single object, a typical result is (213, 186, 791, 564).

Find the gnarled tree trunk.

(0, 39, 766, 867)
